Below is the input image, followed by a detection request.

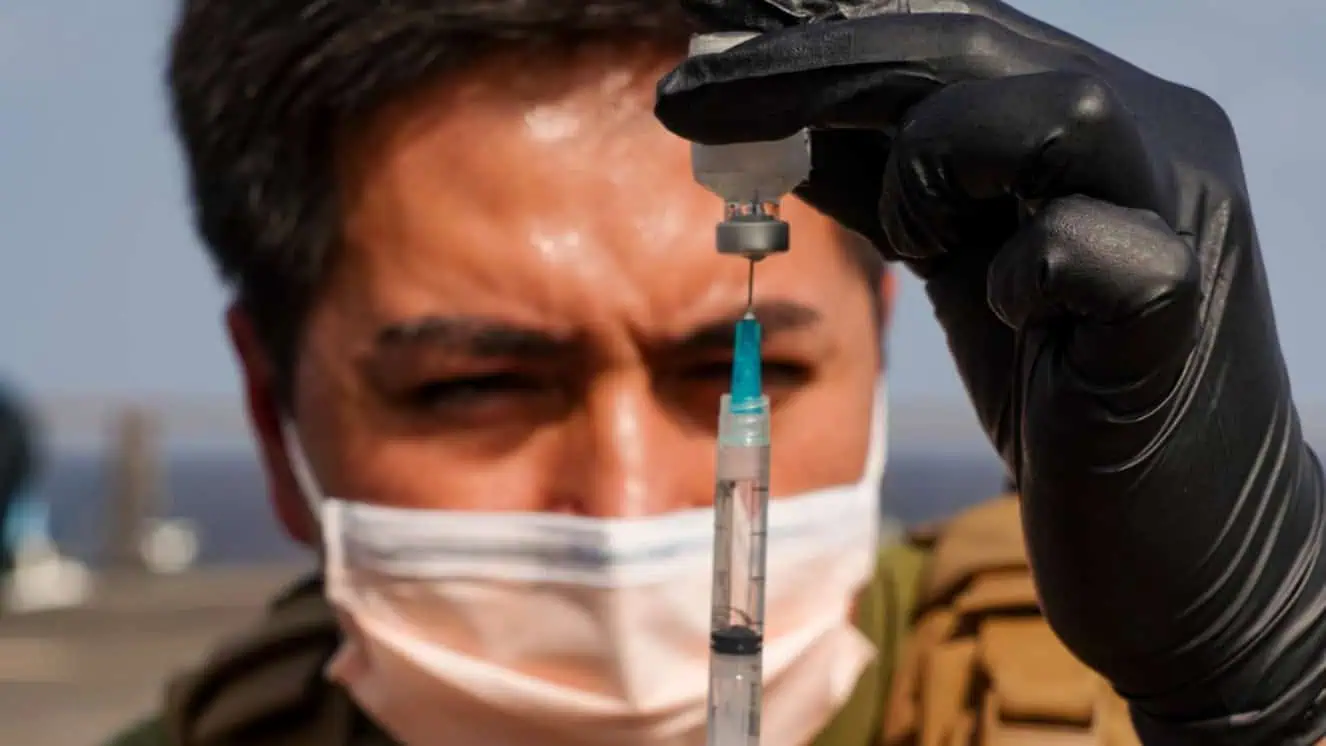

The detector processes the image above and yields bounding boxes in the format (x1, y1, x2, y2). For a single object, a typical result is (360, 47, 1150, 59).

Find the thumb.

(987, 196, 1199, 397)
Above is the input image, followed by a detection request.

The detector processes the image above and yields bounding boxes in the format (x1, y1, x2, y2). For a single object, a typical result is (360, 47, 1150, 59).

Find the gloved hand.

(656, 2, 1326, 743)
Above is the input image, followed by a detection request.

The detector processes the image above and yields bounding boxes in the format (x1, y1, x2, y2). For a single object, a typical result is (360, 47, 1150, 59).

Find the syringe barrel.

(711, 394, 771, 640)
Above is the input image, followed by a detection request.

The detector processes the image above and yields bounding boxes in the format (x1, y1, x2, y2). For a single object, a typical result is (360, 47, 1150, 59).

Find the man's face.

(238, 51, 889, 537)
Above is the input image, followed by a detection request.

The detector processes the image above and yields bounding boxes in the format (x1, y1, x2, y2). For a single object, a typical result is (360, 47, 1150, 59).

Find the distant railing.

(36, 395, 251, 447)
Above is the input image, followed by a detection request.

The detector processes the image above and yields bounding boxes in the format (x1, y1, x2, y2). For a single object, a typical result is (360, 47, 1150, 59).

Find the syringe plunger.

(707, 646, 762, 746)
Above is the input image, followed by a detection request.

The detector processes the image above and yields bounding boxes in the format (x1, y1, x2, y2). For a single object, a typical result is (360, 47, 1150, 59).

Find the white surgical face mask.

(284, 384, 892, 746)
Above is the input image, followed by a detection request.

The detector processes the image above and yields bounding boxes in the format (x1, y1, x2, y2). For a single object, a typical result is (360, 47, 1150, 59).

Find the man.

(109, 1, 1325, 745)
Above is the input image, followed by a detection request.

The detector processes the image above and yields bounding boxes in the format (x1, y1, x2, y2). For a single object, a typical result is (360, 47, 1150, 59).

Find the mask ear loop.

(280, 417, 328, 528)
(861, 379, 900, 549)
(860, 378, 890, 489)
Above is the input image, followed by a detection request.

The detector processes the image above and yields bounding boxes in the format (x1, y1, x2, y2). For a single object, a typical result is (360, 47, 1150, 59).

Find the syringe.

(686, 29, 811, 746)
(707, 312, 770, 746)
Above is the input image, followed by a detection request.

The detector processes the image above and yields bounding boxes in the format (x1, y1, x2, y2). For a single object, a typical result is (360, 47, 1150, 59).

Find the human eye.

(402, 373, 551, 418)
(665, 357, 812, 422)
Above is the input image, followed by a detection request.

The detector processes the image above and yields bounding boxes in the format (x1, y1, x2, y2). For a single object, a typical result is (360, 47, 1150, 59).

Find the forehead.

(333, 51, 862, 333)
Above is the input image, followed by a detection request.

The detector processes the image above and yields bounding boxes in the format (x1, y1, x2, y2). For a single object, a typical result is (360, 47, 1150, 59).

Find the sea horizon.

(23, 395, 1326, 569)
(26, 442, 1007, 569)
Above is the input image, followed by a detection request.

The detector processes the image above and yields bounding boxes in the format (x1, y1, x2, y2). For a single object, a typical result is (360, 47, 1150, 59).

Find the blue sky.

(3, 0, 1325, 406)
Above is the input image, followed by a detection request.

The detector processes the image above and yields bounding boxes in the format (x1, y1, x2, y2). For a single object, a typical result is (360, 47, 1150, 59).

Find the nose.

(545, 372, 703, 518)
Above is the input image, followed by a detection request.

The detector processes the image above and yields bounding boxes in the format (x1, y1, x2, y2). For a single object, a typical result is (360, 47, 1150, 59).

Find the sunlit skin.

(229, 45, 894, 544)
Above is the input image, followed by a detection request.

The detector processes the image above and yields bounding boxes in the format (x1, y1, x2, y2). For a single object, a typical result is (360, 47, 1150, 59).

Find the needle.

(745, 259, 755, 310)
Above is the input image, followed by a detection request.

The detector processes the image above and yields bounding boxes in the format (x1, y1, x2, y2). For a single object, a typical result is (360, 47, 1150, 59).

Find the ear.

(227, 304, 316, 545)
(875, 267, 896, 370)
(878, 266, 897, 329)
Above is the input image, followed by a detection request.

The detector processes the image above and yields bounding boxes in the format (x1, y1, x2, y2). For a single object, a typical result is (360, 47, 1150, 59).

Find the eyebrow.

(376, 317, 570, 358)
(373, 300, 822, 358)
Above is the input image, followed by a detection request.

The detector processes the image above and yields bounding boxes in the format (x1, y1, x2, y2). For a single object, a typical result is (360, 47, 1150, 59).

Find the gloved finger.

(656, 13, 1069, 145)
(792, 129, 893, 248)
(987, 195, 1199, 393)
(879, 72, 1175, 261)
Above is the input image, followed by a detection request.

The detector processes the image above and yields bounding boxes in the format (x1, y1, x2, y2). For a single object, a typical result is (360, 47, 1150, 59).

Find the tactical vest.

(105, 495, 1141, 746)
(881, 497, 1140, 746)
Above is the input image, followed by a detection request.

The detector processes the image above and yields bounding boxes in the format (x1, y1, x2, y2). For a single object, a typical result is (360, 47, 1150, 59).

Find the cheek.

(768, 367, 878, 496)
(327, 437, 555, 511)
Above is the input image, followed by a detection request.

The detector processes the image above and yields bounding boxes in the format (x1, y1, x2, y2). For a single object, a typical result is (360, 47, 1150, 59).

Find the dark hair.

(167, 1, 881, 398)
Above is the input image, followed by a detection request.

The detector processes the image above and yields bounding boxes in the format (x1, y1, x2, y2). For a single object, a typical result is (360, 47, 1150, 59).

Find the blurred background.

(2, 1, 1324, 743)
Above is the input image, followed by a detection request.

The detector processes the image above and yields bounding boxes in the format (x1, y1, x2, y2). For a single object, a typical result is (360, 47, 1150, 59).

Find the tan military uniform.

(106, 495, 1141, 746)
(882, 497, 1140, 746)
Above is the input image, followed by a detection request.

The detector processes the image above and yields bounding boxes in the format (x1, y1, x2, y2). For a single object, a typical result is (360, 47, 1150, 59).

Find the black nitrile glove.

(656, 2, 1326, 743)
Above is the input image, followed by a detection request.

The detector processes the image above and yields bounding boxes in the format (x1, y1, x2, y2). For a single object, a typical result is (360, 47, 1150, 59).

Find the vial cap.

(717, 216, 790, 257)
